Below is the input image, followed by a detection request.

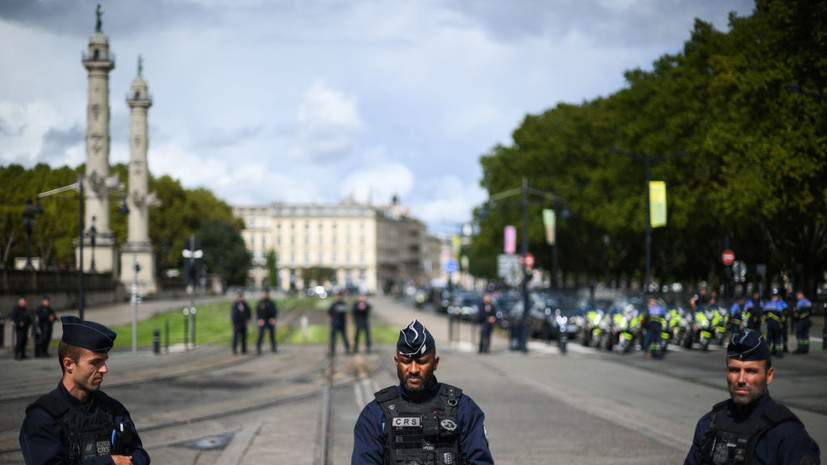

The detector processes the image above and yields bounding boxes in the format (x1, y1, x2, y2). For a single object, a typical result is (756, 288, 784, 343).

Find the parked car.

(448, 292, 481, 321)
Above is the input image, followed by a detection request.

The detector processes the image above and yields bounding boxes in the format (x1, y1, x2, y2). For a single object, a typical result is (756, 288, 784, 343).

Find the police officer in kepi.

(231, 292, 252, 354)
(37, 296, 57, 358)
(255, 289, 278, 354)
(19, 315, 150, 465)
(683, 328, 819, 465)
(352, 319, 494, 465)
(352, 293, 372, 353)
(12, 297, 33, 360)
(761, 292, 787, 358)
(328, 292, 351, 355)
(792, 290, 813, 355)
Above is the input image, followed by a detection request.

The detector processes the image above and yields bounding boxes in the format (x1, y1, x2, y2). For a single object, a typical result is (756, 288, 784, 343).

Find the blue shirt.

(352, 380, 494, 465)
(684, 394, 820, 465)
(19, 382, 150, 465)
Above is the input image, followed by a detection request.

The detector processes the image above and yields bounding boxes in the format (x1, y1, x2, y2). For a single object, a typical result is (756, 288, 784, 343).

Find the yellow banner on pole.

(649, 181, 667, 228)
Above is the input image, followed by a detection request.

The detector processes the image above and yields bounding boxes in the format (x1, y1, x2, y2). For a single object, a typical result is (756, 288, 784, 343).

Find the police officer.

(762, 293, 786, 357)
(684, 328, 819, 464)
(728, 297, 746, 331)
(743, 292, 763, 332)
(19, 315, 150, 465)
(792, 291, 812, 355)
(12, 297, 33, 360)
(37, 296, 57, 358)
(328, 292, 350, 355)
(255, 290, 278, 354)
(690, 288, 710, 311)
(644, 298, 665, 359)
(477, 293, 496, 354)
(352, 294, 372, 353)
(231, 292, 251, 354)
(352, 320, 494, 464)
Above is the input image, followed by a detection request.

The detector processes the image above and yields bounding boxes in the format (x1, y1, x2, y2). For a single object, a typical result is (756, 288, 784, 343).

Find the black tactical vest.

(700, 400, 800, 465)
(375, 383, 463, 465)
(27, 391, 124, 464)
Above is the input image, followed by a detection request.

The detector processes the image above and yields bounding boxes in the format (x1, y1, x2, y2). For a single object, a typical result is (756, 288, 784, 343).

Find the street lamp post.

(22, 198, 43, 270)
(487, 177, 569, 353)
(611, 147, 686, 295)
(87, 216, 98, 273)
(38, 176, 87, 320)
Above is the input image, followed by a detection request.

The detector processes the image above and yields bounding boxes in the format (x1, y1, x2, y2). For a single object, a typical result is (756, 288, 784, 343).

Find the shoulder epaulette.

(26, 393, 68, 419)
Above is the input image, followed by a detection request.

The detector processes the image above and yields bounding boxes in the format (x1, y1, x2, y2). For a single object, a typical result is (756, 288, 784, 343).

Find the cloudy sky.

(0, 0, 754, 234)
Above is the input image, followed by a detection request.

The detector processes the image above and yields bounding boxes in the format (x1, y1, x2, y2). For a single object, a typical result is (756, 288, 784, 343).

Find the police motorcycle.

(710, 304, 729, 346)
(581, 308, 605, 347)
(689, 307, 714, 351)
(414, 288, 428, 309)
(609, 306, 642, 354)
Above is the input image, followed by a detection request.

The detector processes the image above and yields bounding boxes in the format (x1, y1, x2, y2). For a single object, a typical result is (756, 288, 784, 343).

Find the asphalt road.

(0, 294, 824, 464)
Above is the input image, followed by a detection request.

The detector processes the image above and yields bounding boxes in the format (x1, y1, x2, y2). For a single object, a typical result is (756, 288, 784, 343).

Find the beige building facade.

(233, 199, 441, 294)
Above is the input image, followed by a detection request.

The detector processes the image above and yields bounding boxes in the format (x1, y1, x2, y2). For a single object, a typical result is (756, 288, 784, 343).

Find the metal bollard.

(153, 329, 160, 354)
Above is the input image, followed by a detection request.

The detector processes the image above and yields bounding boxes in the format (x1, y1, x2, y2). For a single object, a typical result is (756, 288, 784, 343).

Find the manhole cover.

(178, 431, 237, 450)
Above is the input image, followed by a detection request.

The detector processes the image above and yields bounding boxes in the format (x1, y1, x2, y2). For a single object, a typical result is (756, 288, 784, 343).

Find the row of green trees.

(471, 0, 827, 295)
(0, 163, 251, 286)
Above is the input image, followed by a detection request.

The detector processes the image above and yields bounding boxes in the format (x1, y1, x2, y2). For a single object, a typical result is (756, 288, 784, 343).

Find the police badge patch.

(440, 419, 457, 432)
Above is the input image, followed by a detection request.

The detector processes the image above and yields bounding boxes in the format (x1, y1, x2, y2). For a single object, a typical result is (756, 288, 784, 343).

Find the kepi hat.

(397, 319, 435, 359)
(60, 315, 116, 352)
(727, 328, 770, 361)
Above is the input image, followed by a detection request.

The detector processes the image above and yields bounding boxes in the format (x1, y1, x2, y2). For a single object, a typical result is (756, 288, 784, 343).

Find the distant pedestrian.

(352, 294, 372, 353)
(12, 297, 32, 360)
(36, 296, 56, 358)
(328, 292, 350, 355)
(256, 290, 278, 354)
(231, 292, 251, 354)
(793, 291, 812, 354)
(478, 293, 496, 353)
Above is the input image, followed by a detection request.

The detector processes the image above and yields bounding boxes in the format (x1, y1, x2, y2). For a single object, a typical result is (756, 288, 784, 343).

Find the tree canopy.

(475, 0, 827, 295)
(0, 163, 248, 285)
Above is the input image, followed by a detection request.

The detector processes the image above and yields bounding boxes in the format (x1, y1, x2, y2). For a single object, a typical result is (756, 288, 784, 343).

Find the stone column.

(80, 12, 120, 273)
(121, 56, 159, 294)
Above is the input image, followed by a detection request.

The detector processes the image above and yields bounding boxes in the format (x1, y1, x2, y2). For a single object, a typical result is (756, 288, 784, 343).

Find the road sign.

(444, 258, 459, 274)
(497, 254, 520, 280)
(732, 260, 746, 282)
(721, 249, 735, 266)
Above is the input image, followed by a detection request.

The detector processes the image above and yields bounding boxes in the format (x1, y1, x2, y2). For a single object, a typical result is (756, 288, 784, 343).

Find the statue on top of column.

(95, 4, 103, 33)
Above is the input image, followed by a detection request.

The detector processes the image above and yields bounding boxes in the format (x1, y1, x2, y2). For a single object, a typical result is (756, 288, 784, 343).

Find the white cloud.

(288, 80, 363, 162)
(340, 162, 415, 205)
(0, 100, 76, 165)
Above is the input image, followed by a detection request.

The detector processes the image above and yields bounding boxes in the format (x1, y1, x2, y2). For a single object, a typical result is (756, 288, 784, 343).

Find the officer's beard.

(398, 370, 435, 395)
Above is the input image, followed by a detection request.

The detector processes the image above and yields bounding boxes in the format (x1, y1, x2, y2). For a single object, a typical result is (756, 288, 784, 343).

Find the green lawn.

(107, 297, 400, 349)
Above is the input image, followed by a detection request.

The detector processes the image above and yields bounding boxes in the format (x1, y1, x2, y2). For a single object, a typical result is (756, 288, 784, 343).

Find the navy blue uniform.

(12, 303, 32, 359)
(762, 299, 786, 356)
(20, 382, 150, 465)
(684, 394, 819, 465)
(477, 301, 496, 353)
(255, 297, 278, 353)
(744, 298, 763, 331)
(328, 299, 350, 354)
(231, 300, 251, 354)
(37, 302, 56, 357)
(352, 299, 372, 352)
(352, 381, 494, 465)
(794, 297, 813, 353)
